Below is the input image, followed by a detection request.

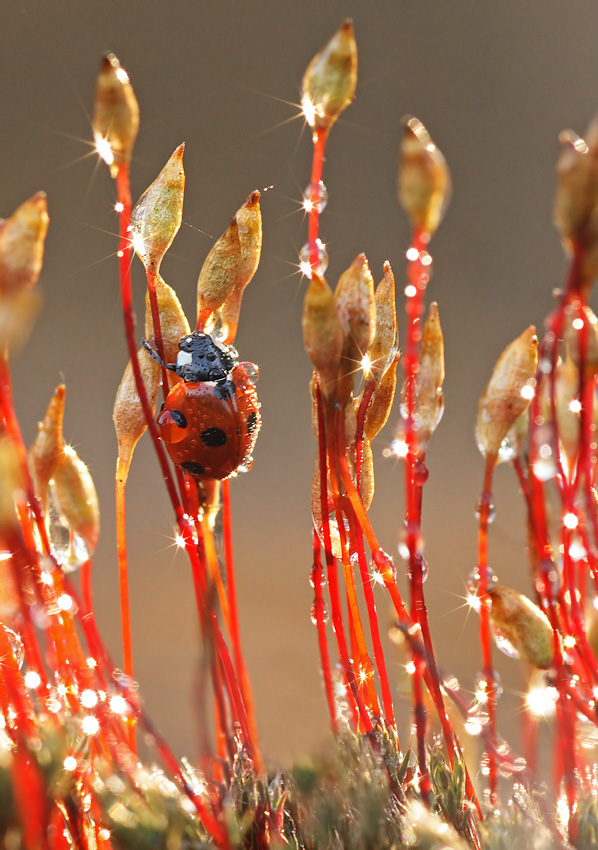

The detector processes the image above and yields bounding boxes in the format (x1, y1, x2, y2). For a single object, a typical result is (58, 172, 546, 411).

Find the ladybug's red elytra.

(142, 332, 260, 480)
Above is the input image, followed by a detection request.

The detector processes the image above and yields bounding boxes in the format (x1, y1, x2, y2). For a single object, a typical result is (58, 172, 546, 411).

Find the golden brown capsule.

(196, 217, 242, 332)
(113, 348, 161, 483)
(93, 53, 139, 178)
(130, 144, 186, 274)
(398, 117, 451, 238)
(413, 302, 445, 451)
(219, 191, 262, 343)
(363, 354, 399, 441)
(303, 273, 344, 399)
(368, 261, 397, 386)
(29, 384, 66, 511)
(52, 447, 100, 556)
(475, 326, 538, 461)
(335, 254, 376, 404)
(0, 192, 49, 296)
(489, 585, 554, 669)
(301, 20, 357, 136)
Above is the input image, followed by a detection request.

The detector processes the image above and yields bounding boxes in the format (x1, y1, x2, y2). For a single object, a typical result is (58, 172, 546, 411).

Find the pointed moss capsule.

(196, 217, 242, 332)
(489, 585, 554, 669)
(413, 302, 445, 451)
(368, 262, 397, 386)
(301, 20, 357, 136)
(113, 348, 161, 483)
(302, 273, 343, 399)
(131, 144, 185, 274)
(52, 446, 100, 556)
(399, 117, 451, 238)
(334, 254, 376, 405)
(29, 384, 66, 512)
(93, 53, 139, 179)
(0, 192, 49, 296)
(475, 326, 538, 461)
(219, 191, 262, 343)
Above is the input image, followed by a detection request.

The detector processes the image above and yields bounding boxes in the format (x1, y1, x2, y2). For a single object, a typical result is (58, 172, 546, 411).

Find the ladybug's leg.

(140, 338, 177, 372)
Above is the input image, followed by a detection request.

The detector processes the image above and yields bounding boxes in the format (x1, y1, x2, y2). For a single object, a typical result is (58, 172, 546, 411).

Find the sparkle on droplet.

(405, 661, 416, 675)
(81, 715, 100, 735)
(299, 239, 328, 278)
(520, 384, 535, 400)
(81, 689, 98, 708)
(573, 317, 584, 331)
(563, 512, 578, 529)
(420, 252, 432, 266)
(24, 671, 41, 689)
(302, 181, 328, 214)
(114, 202, 124, 213)
(406, 247, 419, 261)
(109, 695, 129, 715)
(569, 399, 582, 414)
(94, 134, 114, 166)
(63, 756, 77, 772)
(57, 594, 73, 612)
(405, 284, 417, 298)
(390, 439, 409, 458)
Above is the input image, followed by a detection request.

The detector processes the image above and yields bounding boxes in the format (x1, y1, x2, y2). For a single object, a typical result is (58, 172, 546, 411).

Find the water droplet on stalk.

(299, 239, 328, 278)
(303, 181, 328, 213)
(310, 599, 330, 625)
(475, 492, 496, 524)
(2, 626, 23, 669)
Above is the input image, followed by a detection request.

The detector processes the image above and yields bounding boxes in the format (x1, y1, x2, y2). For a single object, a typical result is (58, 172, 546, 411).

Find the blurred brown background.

(1, 0, 597, 768)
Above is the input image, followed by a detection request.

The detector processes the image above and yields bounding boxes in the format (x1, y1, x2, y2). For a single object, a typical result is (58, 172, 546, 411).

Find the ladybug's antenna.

(140, 338, 177, 372)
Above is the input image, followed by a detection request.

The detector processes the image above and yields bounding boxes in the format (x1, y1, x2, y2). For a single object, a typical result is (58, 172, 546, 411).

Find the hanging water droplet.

(413, 458, 428, 487)
(492, 626, 520, 660)
(242, 362, 260, 385)
(497, 432, 518, 464)
(299, 239, 328, 278)
(303, 181, 328, 214)
(311, 599, 330, 625)
(3, 626, 24, 669)
(420, 557, 429, 584)
(236, 457, 253, 474)
(531, 422, 557, 481)
(475, 492, 496, 525)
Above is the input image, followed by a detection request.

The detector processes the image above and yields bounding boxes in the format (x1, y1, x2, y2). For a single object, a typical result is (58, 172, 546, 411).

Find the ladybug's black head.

(176, 332, 238, 382)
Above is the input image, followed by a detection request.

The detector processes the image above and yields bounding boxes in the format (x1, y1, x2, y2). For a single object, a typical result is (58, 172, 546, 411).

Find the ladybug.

(142, 332, 261, 480)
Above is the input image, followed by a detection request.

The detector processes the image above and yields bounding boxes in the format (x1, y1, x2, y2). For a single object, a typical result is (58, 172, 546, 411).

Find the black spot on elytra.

(201, 427, 227, 447)
(181, 461, 205, 476)
(170, 410, 187, 428)
(247, 411, 258, 436)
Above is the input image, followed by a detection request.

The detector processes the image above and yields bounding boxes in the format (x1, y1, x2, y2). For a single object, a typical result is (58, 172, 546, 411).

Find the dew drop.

(492, 626, 520, 660)
(242, 362, 260, 385)
(475, 492, 496, 525)
(299, 239, 328, 278)
(310, 599, 330, 625)
(303, 181, 328, 214)
(3, 626, 24, 669)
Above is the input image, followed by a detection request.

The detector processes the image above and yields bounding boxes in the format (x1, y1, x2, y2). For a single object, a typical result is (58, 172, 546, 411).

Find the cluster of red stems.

(0, 17, 596, 850)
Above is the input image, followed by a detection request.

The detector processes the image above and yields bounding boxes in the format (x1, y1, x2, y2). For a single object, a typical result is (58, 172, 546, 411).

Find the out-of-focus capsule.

(30, 384, 65, 511)
(113, 349, 161, 483)
(489, 585, 554, 669)
(335, 254, 376, 404)
(398, 117, 451, 238)
(368, 262, 397, 386)
(475, 326, 538, 461)
(219, 191, 262, 344)
(0, 193, 48, 296)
